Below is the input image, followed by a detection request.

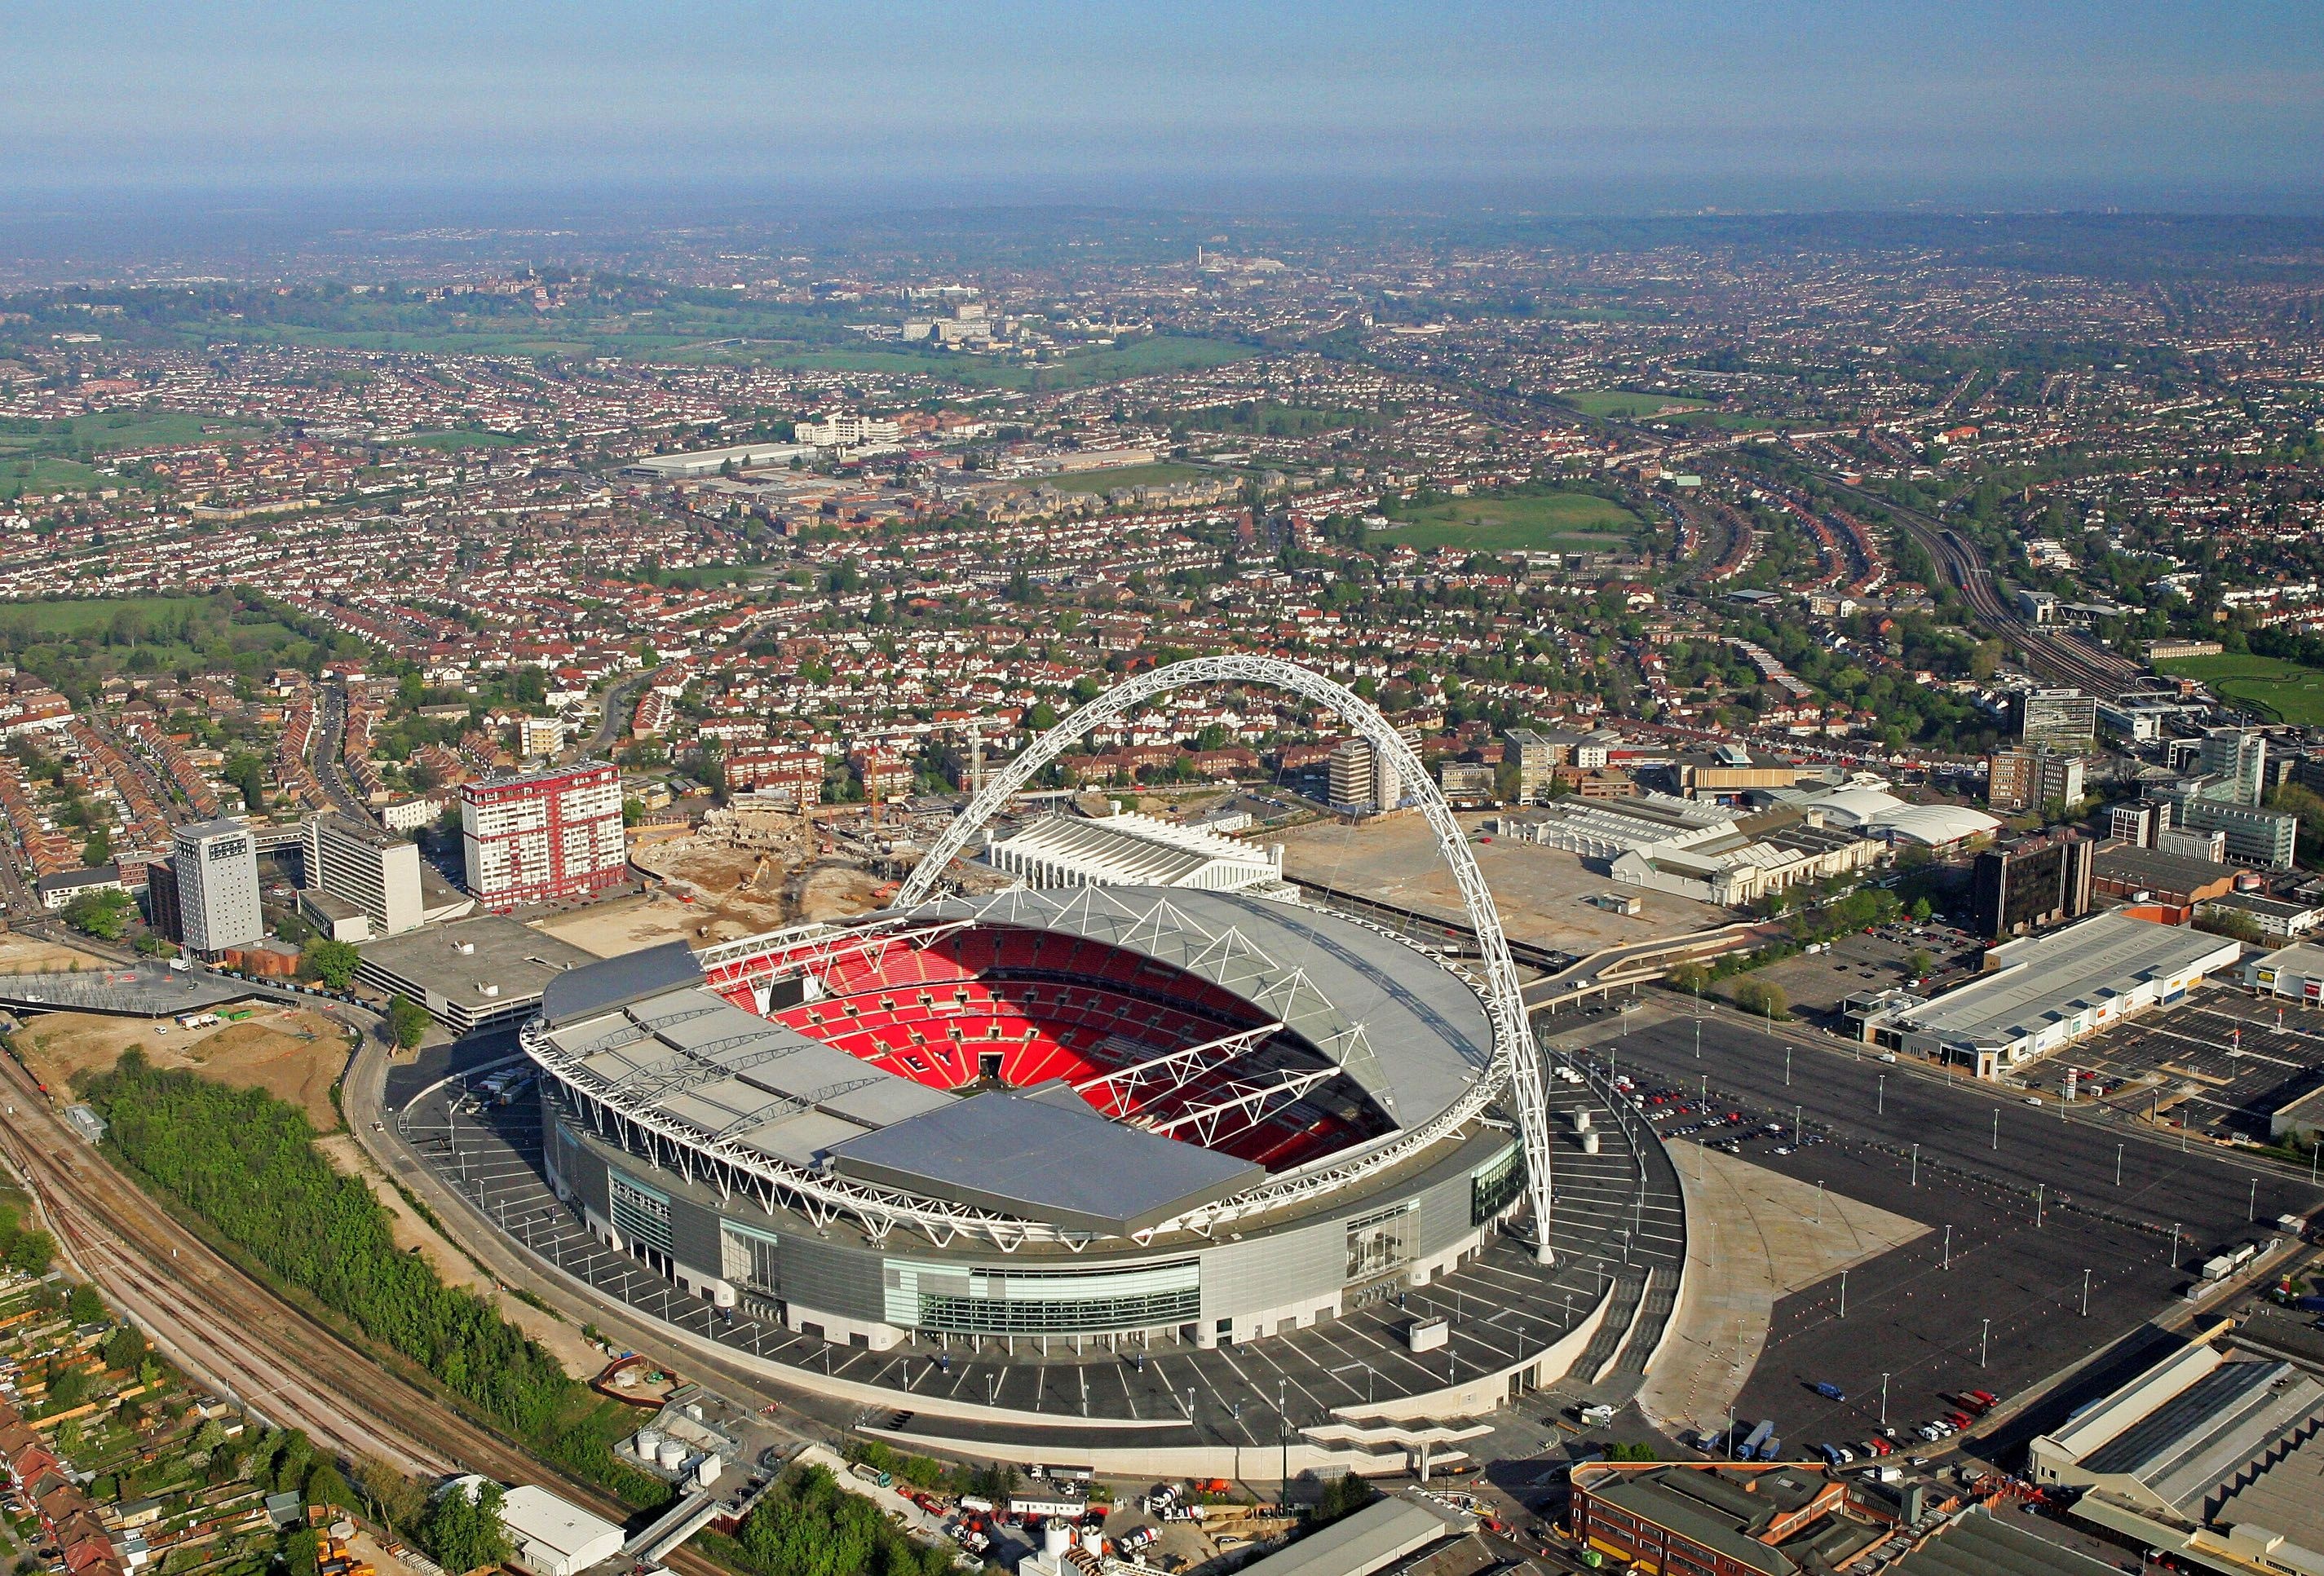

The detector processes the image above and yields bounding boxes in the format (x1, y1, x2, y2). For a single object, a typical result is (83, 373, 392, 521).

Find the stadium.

(488, 659, 1671, 1463)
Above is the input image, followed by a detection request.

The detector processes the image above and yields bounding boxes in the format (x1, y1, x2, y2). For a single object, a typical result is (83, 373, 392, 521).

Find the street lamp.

(1877, 1074, 1884, 1115)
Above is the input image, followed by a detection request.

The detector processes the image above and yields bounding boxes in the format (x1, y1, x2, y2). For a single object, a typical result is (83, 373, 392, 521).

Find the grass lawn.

(0, 410, 264, 457)
(1377, 491, 1643, 553)
(2156, 652, 2324, 725)
(0, 457, 108, 499)
(0, 594, 224, 634)
(1046, 461, 1215, 494)
(1564, 390, 1708, 419)
(400, 428, 525, 451)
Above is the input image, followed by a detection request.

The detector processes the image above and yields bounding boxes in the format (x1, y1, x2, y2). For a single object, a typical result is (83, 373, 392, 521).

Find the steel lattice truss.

(526, 659, 1559, 1256)
(891, 655, 1557, 1260)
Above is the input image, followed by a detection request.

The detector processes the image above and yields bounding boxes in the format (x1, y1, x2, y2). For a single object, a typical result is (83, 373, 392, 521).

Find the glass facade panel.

(883, 1258, 1200, 1335)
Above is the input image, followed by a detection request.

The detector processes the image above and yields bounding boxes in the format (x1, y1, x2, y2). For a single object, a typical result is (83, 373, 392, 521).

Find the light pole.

(1942, 1224, 1952, 1270)
(1839, 1269, 1847, 1319)
(1784, 1044, 1792, 1086)
(2036, 1184, 2044, 1229)
(2115, 1144, 2123, 1187)
(1877, 1075, 1884, 1115)
(1980, 1319, 1990, 1368)
(2082, 1269, 2092, 1318)
(1911, 1144, 1919, 1187)
(1279, 1378, 1288, 1490)
(1795, 1104, 1802, 1147)
(2249, 1176, 2258, 1224)
(1992, 1108, 1999, 1150)
(1879, 1372, 1889, 1426)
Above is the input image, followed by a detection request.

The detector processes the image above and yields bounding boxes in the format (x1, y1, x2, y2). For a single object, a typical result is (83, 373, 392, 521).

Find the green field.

(0, 457, 107, 500)
(1047, 461, 1215, 495)
(0, 594, 223, 634)
(1377, 491, 1643, 552)
(400, 428, 525, 451)
(2157, 652, 2324, 725)
(1564, 390, 1708, 419)
(0, 410, 264, 455)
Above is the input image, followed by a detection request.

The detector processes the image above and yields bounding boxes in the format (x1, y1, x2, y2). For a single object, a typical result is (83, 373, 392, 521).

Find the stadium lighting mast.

(893, 656, 1564, 1262)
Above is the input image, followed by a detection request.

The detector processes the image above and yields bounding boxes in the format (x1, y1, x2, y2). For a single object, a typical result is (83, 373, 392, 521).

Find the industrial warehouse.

(1853, 912, 2245, 1077)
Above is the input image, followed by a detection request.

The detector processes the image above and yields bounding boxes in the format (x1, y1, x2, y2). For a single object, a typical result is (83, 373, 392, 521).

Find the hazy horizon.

(7, 0, 2322, 226)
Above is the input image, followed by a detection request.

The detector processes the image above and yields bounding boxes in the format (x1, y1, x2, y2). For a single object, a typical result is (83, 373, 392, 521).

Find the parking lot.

(2048, 987, 2324, 1145)
(1747, 919, 1984, 1019)
(1544, 1005, 2324, 1467)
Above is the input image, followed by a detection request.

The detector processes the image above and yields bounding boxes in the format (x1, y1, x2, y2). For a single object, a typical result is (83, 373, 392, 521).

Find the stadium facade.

(506, 660, 1628, 1452)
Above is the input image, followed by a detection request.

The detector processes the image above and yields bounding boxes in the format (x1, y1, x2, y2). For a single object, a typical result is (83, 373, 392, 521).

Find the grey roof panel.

(541, 940, 703, 1027)
(828, 1087, 1266, 1236)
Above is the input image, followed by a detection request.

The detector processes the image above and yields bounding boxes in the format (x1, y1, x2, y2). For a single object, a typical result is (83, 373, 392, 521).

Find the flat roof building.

(302, 812, 424, 939)
(1233, 1494, 1474, 1576)
(2030, 1337, 2324, 1576)
(174, 818, 262, 961)
(356, 915, 601, 1038)
(1860, 912, 2242, 1078)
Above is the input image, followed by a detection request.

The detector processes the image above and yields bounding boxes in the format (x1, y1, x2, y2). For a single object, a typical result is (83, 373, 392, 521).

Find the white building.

(173, 817, 262, 960)
(794, 413, 904, 451)
(302, 812, 425, 939)
(1860, 912, 2242, 1078)
(985, 810, 1284, 893)
(1328, 737, 1396, 815)
(517, 715, 565, 757)
(488, 1484, 623, 1576)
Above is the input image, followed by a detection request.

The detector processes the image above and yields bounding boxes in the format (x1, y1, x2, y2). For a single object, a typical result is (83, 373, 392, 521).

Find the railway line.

(0, 1055, 727, 1576)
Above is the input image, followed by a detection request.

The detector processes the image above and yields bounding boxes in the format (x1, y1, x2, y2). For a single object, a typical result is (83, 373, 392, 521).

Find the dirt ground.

(314, 1132, 600, 1380)
(1275, 810, 1732, 957)
(14, 1006, 353, 1131)
(0, 933, 115, 973)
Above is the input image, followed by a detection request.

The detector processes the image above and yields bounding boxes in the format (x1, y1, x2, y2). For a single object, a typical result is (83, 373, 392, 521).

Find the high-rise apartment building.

(1503, 728, 1556, 802)
(302, 812, 424, 938)
(2017, 688, 2099, 751)
(1327, 737, 1396, 815)
(1970, 833, 2094, 941)
(2179, 797, 2298, 870)
(460, 761, 626, 911)
(2198, 727, 2268, 807)
(173, 817, 262, 959)
(1986, 748, 2086, 815)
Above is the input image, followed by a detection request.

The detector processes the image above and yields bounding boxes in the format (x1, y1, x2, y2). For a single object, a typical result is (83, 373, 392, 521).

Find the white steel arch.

(895, 655, 1558, 1262)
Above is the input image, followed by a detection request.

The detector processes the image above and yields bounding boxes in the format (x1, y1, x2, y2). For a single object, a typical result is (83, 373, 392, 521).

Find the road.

(313, 682, 374, 822)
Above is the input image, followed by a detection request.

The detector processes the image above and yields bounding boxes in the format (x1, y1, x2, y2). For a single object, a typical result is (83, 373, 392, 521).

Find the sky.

(4, 0, 2322, 216)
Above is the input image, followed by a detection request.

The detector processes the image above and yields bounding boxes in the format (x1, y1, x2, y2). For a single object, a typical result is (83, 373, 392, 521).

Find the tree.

(8, 1229, 54, 1276)
(1664, 961, 1711, 998)
(2195, 907, 2265, 946)
(354, 1456, 430, 1538)
(103, 1324, 147, 1371)
(81, 827, 111, 867)
(1906, 949, 1933, 979)
(422, 1481, 511, 1575)
(303, 938, 360, 990)
(64, 1283, 105, 1324)
(1909, 896, 1934, 922)
(386, 995, 431, 1050)
(1731, 978, 1789, 1020)
(64, 888, 132, 940)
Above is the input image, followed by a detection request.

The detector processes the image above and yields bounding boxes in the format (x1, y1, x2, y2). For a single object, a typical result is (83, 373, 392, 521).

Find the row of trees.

(80, 1054, 668, 1509)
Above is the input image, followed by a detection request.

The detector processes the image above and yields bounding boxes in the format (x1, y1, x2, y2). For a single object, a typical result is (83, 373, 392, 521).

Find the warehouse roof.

(1230, 1492, 1475, 1576)
(984, 810, 1280, 890)
(1890, 1507, 2125, 1576)
(1883, 913, 2240, 1052)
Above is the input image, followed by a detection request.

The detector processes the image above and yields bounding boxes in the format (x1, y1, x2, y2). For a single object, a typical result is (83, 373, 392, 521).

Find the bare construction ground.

(15, 1005, 352, 1130)
(1274, 812, 1729, 955)
(1639, 1145, 1925, 1438)
(0, 933, 113, 973)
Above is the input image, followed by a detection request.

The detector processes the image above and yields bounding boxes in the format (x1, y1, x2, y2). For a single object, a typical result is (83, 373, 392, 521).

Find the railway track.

(0, 1057, 729, 1576)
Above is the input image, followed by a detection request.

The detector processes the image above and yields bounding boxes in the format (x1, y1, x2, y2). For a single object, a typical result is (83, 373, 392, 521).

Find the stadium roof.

(920, 885, 1495, 1132)
(828, 1084, 1266, 1235)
